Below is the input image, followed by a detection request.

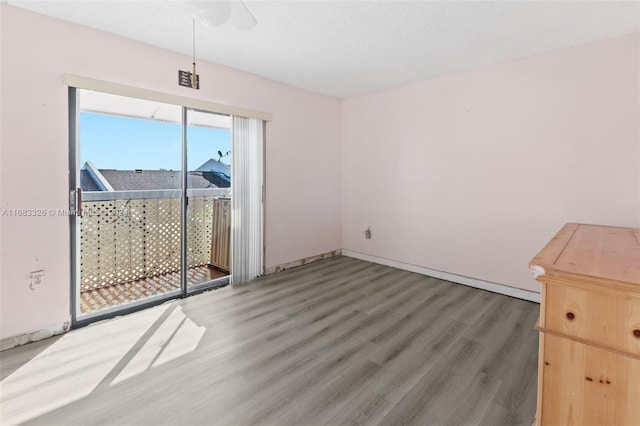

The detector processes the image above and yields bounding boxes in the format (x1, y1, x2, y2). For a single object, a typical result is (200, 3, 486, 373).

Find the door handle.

(76, 187, 83, 217)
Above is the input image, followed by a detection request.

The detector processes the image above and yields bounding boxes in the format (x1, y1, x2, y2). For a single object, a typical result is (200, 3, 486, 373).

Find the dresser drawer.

(540, 333, 640, 426)
(544, 283, 640, 356)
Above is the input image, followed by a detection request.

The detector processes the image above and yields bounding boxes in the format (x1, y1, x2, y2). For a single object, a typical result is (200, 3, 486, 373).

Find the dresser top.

(530, 223, 640, 289)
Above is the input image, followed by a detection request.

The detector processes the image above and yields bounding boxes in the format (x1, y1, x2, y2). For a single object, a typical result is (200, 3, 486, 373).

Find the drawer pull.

(634, 329, 640, 338)
(566, 312, 575, 320)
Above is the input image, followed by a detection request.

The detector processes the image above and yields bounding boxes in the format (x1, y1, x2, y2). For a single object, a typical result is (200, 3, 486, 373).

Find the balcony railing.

(80, 189, 230, 292)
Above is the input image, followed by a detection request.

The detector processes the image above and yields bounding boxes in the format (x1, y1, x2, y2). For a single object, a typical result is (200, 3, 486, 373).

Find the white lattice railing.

(80, 189, 230, 292)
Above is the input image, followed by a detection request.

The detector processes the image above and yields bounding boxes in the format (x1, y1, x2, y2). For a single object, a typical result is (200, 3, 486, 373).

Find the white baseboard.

(342, 250, 541, 303)
(0, 322, 70, 352)
(265, 249, 342, 275)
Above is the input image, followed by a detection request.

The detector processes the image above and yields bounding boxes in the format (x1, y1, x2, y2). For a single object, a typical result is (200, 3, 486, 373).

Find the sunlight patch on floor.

(0, 303, 205, 425)
(112, 306, 206, 385)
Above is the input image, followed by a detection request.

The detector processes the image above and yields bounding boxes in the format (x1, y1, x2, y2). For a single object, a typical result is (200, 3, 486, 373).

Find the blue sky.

(80, 112, 231, 171)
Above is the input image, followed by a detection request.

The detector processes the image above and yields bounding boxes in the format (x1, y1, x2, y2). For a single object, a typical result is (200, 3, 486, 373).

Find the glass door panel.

(77, 89, 183, 316)
(186, 109, 232, 290)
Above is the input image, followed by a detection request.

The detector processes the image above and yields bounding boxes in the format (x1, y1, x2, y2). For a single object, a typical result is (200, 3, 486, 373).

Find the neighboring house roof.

(196, 159, 231, 176)
(98, 170, 214, 191)
(80, 169, 101, 191)
(80, 159, 231, 191)
(195, 159, 231, 188)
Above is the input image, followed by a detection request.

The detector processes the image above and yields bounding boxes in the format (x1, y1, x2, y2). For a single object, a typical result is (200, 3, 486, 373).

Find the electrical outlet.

(29, 270, 45, 290)
(364, 227, 372, 239)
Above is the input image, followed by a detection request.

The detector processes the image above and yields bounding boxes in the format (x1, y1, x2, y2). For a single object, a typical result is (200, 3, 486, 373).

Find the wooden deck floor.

(80, 266, 228, 313)
(1, 256, 539, 425)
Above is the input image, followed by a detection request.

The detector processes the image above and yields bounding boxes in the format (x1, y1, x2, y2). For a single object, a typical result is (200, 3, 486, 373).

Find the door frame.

(68, 87, 235, 328)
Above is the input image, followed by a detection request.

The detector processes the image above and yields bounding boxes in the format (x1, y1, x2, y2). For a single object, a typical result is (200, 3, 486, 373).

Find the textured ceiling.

(7, 0, 640, 98)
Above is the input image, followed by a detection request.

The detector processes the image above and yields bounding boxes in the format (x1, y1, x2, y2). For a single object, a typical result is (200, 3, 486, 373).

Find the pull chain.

(192, 18, 197, 88)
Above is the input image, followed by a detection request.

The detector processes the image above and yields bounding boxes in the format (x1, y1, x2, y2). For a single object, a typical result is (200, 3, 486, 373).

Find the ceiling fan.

(182, 1, 256, 89)
(191, 0, 257, 30)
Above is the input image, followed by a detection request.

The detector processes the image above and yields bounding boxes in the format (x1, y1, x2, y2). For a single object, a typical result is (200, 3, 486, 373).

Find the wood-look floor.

(0, 256, 539, 426)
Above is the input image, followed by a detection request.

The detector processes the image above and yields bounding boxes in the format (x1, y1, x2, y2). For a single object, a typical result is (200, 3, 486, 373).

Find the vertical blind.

(231, 116, 264, 284)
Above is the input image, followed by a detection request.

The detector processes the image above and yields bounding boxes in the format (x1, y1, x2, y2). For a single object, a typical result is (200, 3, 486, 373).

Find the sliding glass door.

(71, 89, 232, 325)
(186, 109, 232, 290)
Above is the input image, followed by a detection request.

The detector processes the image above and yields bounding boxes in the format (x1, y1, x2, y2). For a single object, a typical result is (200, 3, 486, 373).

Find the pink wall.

(342, 33, 640, 293)
(0, 5, 342, 339)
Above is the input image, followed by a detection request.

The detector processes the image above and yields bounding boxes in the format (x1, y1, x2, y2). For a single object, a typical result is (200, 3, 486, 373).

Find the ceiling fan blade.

(192, 1, 232, 28)
(230, 0, 257, 30)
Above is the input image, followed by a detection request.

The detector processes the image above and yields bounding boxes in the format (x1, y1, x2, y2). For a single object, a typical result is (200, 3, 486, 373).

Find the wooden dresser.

(530, 223, 640, 425)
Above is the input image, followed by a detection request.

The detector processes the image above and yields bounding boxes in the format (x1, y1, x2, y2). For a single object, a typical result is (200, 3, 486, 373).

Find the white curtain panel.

(231, 116, 264, 284)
